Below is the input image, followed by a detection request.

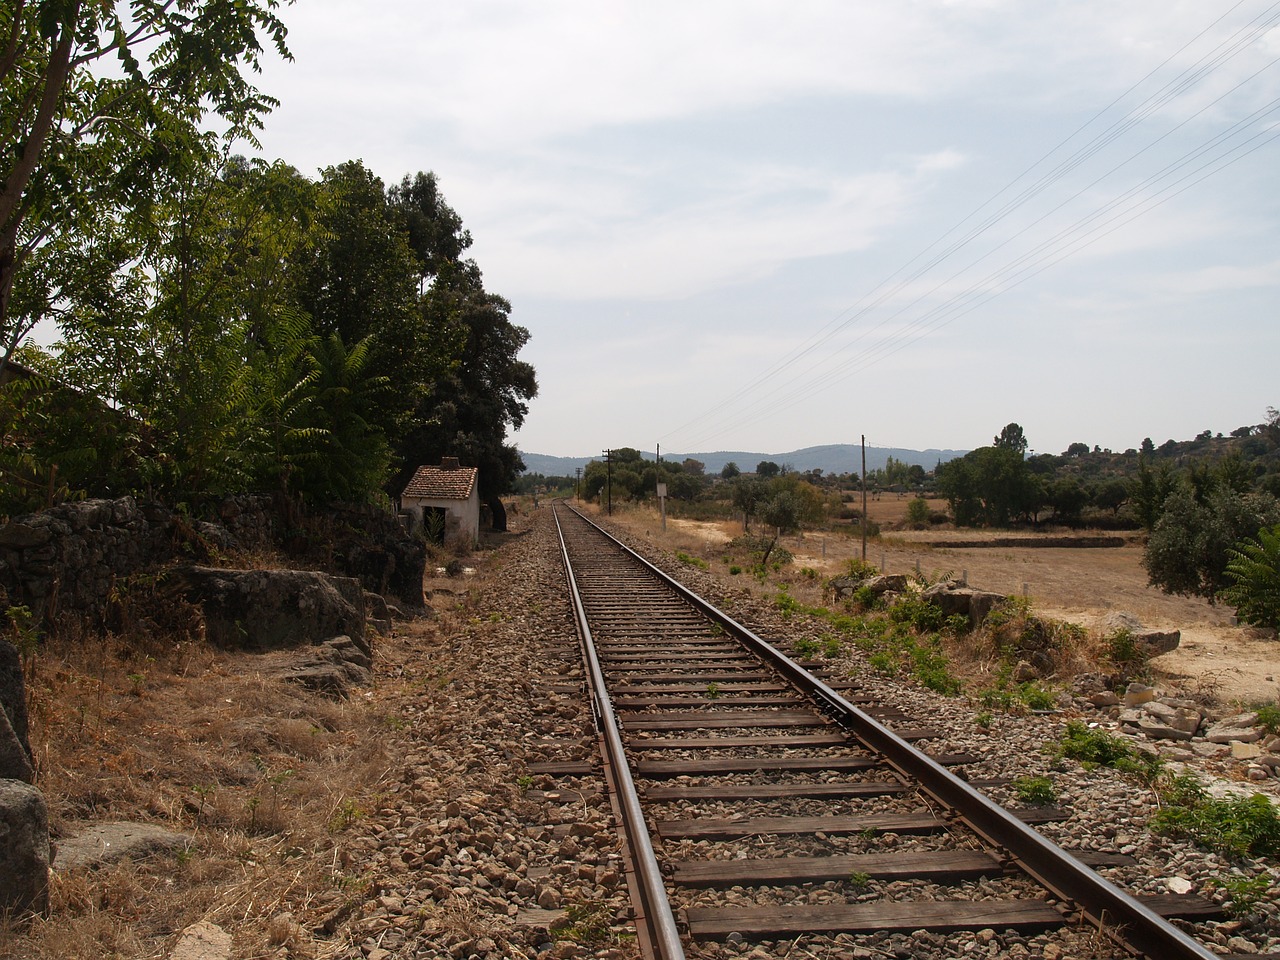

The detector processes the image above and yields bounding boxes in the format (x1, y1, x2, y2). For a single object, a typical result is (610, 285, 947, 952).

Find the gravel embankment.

(328, 507, 1279, 960)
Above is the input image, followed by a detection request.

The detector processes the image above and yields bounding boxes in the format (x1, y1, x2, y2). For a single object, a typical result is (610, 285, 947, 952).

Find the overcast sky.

(246, 1, 1280, 460)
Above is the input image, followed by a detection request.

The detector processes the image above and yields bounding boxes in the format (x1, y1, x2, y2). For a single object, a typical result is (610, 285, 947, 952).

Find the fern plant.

(1221, 524, 1280, 631)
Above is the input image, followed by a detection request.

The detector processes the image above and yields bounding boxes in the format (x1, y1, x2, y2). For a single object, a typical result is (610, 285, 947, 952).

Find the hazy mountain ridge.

(518, 444, 968, 478)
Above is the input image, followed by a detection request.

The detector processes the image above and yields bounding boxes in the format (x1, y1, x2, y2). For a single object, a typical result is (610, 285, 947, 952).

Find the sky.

(241, 1, 1280, 460)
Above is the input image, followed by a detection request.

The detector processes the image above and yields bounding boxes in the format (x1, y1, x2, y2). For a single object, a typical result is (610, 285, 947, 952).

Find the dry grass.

(0, 586, 407, 960)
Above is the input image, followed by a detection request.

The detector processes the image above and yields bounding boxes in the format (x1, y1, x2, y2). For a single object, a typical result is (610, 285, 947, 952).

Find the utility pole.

(861, 434, 868, 562)
(575, 466, 582, 502)
(604, 449, 613, 516)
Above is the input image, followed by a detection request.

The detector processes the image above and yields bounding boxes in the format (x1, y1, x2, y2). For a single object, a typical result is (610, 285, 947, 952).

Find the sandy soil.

(606, 496, 1280, 707)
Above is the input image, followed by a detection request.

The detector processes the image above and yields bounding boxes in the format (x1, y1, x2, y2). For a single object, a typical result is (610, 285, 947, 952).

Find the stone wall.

(0, 496, 426, 632)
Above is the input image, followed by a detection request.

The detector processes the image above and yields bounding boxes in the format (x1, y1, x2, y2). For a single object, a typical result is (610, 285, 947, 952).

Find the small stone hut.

(400, 458, 480, 546)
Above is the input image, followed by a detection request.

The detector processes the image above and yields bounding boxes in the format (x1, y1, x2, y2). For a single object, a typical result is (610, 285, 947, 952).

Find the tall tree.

(0, 0, 292, 374)
(401, 258, 537, 529)
(388, 171, 472, 286)
(994, 422, 1028, 456)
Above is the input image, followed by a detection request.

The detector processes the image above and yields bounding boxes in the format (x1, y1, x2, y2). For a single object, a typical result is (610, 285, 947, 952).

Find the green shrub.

(842, 557, 880, 580)
(1153, 773, 1280, 858)
(1054, 721, 1163, 782)
(851, 585, 882, 610)
(1254, 703, 1280, 735)
(1103, 628, 1150, 681)
(887, 595, 944, 632)
(1017, 682, 1058, 711)
(675, 550, 709, 570)
(793, 637, 821, 657)
(868, 651, 897, 676)
(1013, 775, 1057, 805)
(728, 564, 742, 576)
(906, 498, 930, 528)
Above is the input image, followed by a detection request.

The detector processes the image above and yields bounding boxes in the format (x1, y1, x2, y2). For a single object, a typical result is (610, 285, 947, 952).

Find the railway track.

(548, 501, 1248, 960)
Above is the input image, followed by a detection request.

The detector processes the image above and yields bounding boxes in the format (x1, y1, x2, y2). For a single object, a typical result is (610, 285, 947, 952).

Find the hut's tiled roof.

(401, 461, 478, 501)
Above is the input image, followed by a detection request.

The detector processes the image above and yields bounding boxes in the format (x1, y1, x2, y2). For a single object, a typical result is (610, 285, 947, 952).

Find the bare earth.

(614, 496, 1280, 707)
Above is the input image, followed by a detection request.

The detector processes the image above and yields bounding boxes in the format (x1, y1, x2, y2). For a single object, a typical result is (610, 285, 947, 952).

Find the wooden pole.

(861, 434, 868, 561)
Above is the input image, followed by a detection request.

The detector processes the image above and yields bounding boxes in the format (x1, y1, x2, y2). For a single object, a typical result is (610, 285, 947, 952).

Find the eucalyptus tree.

(0, 0, 292, 374)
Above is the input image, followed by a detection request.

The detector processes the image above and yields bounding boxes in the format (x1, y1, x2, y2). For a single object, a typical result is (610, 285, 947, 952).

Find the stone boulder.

(828, 573, 908, 602)
(55, 821, 190, 871)
(175, 567, 367, 656)
(921, 583, 1005, 626)
(0, 778, 51, 916)
(0, 639, 33, 781)
(277, 636, 373, 698)
(1100, 611, 1180, 658)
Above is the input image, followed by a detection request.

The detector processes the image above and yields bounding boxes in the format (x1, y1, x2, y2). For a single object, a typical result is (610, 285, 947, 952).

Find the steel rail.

(553, 506, 687, 960)
(560, 502, 1220, 960)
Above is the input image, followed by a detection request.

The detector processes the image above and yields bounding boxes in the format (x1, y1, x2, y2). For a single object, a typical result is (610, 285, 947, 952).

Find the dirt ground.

(599, 495, 1280, 708)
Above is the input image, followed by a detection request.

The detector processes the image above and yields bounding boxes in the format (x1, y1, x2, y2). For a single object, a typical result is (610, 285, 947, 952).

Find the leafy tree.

(731, 476, 764, 531)
(936, 445, 1037, 527)
(1065, 442, 1090, 458)
(1131, 455, 1178, 531)
(756, 460, 780, 478)
(1048, 476, 1089, 526)
(906, 497, 930, 528)
(402, 258, 536, 529)
(682, 458, 705, 476)
(1143, 487, 1280, 603)
(720, 461, 740, 480)
(1221, 524, 1280, 630)
(994, 422, 1028, 456)
(293, 161, 428, 435)
(388, 171, 472, 286)
(1093, 478, 1130, 517)
(0, 0, 291, 374)
(759, 490, 801, 567)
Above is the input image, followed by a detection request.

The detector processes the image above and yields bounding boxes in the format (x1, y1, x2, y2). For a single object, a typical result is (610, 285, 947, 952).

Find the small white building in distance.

(400, 457, 480, 546)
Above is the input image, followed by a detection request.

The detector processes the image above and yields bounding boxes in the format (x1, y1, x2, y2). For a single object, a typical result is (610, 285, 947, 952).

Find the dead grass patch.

(0, 603, 407, 960)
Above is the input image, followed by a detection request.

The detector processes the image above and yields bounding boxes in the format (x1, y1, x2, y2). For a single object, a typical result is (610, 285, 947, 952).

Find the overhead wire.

(665, 1, 1280, 452)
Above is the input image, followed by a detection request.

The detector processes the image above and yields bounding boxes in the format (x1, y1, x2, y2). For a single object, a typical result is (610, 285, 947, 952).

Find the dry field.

(597, 495, 1280, 707)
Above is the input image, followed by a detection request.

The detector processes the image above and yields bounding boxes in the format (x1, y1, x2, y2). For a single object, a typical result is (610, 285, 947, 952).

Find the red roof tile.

(401, 463, 478, 501)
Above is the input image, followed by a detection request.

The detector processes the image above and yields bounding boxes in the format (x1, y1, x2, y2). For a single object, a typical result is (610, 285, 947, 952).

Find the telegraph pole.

(575, 466, 582, 502)
(861, 434, 868, 562)
(604, 449, 613, 516)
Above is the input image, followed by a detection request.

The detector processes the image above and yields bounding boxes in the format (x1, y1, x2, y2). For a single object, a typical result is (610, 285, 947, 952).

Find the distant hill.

(518, 444, 967, 478)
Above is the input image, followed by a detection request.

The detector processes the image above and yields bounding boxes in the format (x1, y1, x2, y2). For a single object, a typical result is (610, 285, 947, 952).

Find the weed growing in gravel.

(847, 871, 872, 891)
(705, 682, 721, 699)
(553, 902, 623, 946)
(774, 590, 802, 616)
(974, 711, 993, 729)
(675, 550, 709, 570)
(1012, 775, 1058, 805)
(1053, 721, 1163, 783)
(1153, 773, 1280, 859)
(1253, 703, 1280, 735)
(793, 637, 821, 657)
(1212, 874, 1276, 919)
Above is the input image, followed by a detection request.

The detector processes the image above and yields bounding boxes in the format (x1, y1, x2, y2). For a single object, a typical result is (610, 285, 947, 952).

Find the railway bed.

(544, 501, 1273, 960)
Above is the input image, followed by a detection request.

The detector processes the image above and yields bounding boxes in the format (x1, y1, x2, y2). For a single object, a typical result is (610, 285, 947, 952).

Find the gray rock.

(921, 583, 1005, 625)
(0, 778, 51, 916)
(1100, 611, 1180, 657)
(277, 636, 373, 698)
(829, 574, 908, 601)
(1137, 718, 1195, 742)
(168, 920, 233, 960)
(1204, 713, 1264, 745)
(175, 566, 367, 655)
(0, 638, 32, 778)
(1123, 683, 1157, 707)
(55, 821, 190, 871)
(0, 708, 34, 783)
